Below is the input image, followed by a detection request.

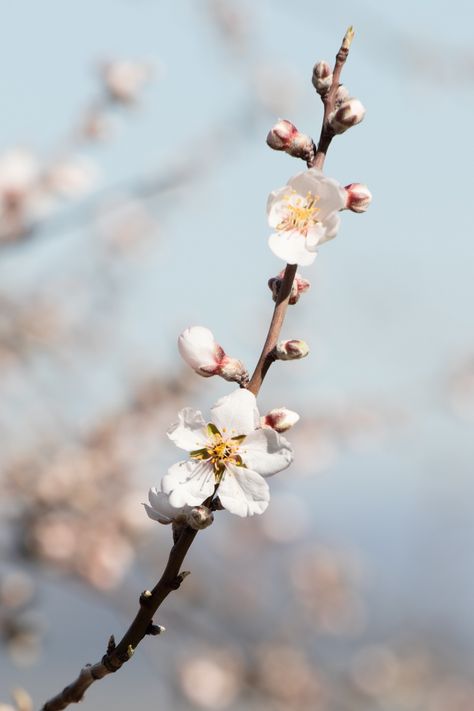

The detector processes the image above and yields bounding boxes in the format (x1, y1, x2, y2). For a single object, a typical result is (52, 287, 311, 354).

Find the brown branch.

(39, 27, 355, 711)
(40, 526, 197, 711)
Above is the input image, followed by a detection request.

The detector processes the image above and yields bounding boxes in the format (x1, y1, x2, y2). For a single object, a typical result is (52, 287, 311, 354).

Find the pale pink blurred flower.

(45, 157, 98, 198)
(179, 648, 244, 709)
(101, 60, 152, 104)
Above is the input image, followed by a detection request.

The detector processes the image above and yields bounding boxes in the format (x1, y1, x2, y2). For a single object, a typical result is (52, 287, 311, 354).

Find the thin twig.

(38, 27, 354, 711)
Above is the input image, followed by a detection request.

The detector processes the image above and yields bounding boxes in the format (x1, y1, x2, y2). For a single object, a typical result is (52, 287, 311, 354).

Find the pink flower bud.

(178, 326, 248, 384)
(261, 408, 300, 432)
(344, 183, 372, 213)
(266, 119, 298, 150)
(328, 98, 366, 134)
(268, 270, 310, 305)
(312, 61, 333, 94)
(266, 120, 315, 162)
(275, 339, 309, 361)
(334, 84, 350, 106)
(186, 506, 214, 530)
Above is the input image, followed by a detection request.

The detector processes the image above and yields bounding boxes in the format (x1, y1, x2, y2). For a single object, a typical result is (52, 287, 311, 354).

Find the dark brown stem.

(40, 526, 197, 711)
(39, 27, 355, 711)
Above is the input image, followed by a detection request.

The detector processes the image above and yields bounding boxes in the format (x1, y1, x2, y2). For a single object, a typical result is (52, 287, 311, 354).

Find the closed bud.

(312, 61, 333, 94)
(328, 98, 366, 134)
(344, 183, 372, 213)
(334, 84, 350, 107)
(275, 339, 309, 361)
(178, 326, 248, 384)
(267, 119, 315, 162)
(261, 407, 300, 432)
(268, 270, 310, 305)
(186, 506, 214, 530)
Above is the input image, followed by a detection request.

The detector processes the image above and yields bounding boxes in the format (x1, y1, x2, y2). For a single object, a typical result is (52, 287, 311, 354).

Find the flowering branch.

(39, 26, 368, 711)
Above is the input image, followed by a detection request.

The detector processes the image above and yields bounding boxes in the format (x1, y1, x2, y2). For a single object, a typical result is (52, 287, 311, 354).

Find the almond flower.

(267, 168, 346, 266)
(144, 485, 214, 530)
(162, 389, 293, 517)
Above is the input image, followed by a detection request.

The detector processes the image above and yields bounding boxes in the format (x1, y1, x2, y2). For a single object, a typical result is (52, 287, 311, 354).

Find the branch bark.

(39, 27, 354, 711)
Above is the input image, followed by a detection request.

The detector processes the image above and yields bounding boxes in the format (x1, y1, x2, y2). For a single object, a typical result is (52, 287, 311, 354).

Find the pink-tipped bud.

(312, 61, 333, 94)
(328, 98, 366, 134)
(275, 339, 309, 361)
(261, 408, 300, 432)
(186, 506, 214, 530)
(178, 326, 248, 384)
(344, 183, 372, 213)
(334, 84, 350, 107)
(268, 270, 311, 306)
(266, 120, 315, 162)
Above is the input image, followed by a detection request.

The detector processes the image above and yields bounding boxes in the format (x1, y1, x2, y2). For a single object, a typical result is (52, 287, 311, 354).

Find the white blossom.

(162, 389, 293, 517)
(143, 483, 189, 525)
(267, 168, 346, 266)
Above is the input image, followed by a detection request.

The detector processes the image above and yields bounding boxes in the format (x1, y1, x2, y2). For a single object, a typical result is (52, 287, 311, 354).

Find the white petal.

(267, 185, 291, 227)
(288, 169, 346, 217)
(217, 463, 270, 516)
(143, 503, 171, 524)
(318, 211, 341, 244)
(305, 223, 326, 250)
(162, 460, 215, 507)
(210, 388, 259, 437)
(147, 486, 186, 522)
(240, 428, 293, 477)
(268, 231, 316, 266)
(178, 326, 222, 372)
(167, 408, 208, 451)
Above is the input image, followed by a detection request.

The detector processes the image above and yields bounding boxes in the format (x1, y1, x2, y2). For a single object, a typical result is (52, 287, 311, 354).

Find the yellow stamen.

(276, 190, 320, 237)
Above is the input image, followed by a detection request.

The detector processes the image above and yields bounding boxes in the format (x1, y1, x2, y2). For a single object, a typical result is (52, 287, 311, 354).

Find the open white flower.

(162, 389, 293, 517)
(267, 168, 346, 266)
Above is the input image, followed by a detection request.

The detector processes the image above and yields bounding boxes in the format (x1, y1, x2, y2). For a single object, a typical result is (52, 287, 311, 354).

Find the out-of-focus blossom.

(312, 60, 333, 94)
(344, 182, 372, 213)
(266, 119, 315, 162)
(162, 388, 293, 517)
(0, 149, 51, 241)
(101, 60, 152, 104)
(256, 643, 327, 708)
(267, 168, 346, 266)
(45, 157, 98, 198)
(328, 97, 366, 134)
(261, 407, 300, 432)
(259, 492, 310, 543)
(253, 63, 301, 115)
(179, 648, 244, 709)
(268, 269, 310, 305)
(178, 326, 248, 384)
(275, 339, 309, 361)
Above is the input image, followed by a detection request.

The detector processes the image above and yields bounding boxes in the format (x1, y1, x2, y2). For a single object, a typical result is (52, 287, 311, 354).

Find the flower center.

(276, 190, 320, 237)
(190, 424, 245, 482)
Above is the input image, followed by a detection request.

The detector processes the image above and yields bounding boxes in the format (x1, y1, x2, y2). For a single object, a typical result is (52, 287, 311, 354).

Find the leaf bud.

(186, 506, 214, 530)
(268, 270, 310, 305)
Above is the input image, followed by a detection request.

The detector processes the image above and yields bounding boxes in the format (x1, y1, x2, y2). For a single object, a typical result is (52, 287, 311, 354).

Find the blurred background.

(1, 0, 473, 709)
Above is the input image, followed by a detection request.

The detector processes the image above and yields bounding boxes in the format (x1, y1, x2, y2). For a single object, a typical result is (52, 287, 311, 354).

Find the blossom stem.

(311, 26, 354, 170)
(248, 28, 354, 395)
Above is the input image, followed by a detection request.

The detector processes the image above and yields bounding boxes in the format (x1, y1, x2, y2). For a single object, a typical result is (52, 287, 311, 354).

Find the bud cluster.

(268, 270, 311, 305)
(328, 97, 366, 134)
(266, 120, 315, 163)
